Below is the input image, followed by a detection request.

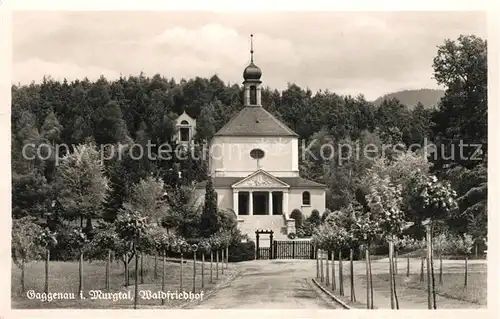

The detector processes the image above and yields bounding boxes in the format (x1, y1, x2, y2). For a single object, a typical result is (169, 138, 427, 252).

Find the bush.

(290, 209, 303, 228)
(228, 241, 255, 262)
(321, 209, 332, 223)
(296, 220, 314, 238)
(307, 209, 321, 226)
(46, 226, 80, 261)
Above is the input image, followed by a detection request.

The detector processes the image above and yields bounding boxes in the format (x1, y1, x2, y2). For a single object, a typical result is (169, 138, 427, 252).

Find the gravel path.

(189, 260, 343, 309)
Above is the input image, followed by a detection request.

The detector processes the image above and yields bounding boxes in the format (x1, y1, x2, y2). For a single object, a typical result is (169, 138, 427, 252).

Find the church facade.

(194, 36, 326, 239)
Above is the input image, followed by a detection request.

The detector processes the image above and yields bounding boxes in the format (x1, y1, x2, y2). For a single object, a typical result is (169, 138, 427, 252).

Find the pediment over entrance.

(232, 170, 289, 188)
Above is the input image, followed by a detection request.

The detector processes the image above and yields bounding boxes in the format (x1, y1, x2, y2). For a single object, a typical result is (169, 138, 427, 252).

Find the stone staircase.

(237, 215, 287, 240)
(237, 213, 298, 247)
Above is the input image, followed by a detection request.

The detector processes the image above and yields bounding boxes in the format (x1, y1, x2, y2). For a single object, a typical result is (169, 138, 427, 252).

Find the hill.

(373, 89, 444, 109)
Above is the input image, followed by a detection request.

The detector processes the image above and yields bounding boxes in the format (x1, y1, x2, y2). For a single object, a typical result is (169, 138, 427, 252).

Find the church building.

(195, 35, 326, 239)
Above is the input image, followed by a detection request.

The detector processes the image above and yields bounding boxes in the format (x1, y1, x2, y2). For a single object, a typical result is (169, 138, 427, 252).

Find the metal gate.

(273, 240, 315, 259)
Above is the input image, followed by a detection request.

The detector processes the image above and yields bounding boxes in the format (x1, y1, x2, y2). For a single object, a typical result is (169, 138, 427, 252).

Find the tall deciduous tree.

(431, 35, 487, 169)
(129, 176, 167, 226)
(54, 142, 110, 232)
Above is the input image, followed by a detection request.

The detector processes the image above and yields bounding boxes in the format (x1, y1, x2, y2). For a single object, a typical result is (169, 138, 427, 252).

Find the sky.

(12, 11, 487, 100)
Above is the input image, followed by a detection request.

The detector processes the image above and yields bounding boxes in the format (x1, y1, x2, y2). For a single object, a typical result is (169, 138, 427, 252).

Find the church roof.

(214, 106, 299, 137)
(194, 176, 326, 189)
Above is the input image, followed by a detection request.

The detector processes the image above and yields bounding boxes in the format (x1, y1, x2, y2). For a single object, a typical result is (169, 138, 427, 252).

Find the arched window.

(250, 85, 257, 105)
(302, 191, 311, 206)
(180, 127, 190, 141)
(180, 120, 189, 125)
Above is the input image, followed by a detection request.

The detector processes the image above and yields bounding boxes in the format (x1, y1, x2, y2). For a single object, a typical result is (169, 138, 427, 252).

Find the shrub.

(228, 241, 255, 262)
(321, 209, 332, 223)
(296, 220, 314, 238)
(217, 209, 237, 231)
(290, 209, 303, 228)
(287, 232, 296, 239)
(307, 209, 321, 226)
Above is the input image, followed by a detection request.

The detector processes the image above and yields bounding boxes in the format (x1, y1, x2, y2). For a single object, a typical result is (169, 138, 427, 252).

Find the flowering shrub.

(114, 208, 148, 241)
(84, 227, 122, 260)
(66, 228, 88, 251)
(365, 175, 406, 238)
(35, 228, 58, 248)
(353, 213, 381, 245)
(208, 234, 223, 251)
(12, 217, 44, 266)
(407, 174, 458, 221)
(171, 237, 189, 253)
(296, 220, 314, 238)
(198, 239, 212, 253)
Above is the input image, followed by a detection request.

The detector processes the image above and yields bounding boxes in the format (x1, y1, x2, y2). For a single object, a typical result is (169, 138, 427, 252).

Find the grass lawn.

(372, 272, 487, 305)
(11, 254, 236, 309)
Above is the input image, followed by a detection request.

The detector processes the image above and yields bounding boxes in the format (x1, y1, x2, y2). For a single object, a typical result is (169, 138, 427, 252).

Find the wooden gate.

(273, 240, 315, 259)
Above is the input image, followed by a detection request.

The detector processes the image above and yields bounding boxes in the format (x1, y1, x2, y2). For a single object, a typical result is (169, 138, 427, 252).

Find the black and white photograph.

(6, 5, 491, 312)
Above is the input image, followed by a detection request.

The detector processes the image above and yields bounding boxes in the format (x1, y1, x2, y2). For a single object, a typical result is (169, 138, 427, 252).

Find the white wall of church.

(193, 188, 232, 211)
(288, 188, 326, 217)
(209, 136, 299, 178)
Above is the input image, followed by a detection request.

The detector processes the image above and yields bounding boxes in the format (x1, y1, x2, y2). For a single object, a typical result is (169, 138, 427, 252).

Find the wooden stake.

(394, 250, 398, 275)
(406, 256, 410, 277)
(210, 251, 213, 283)
(464, 257, 468, 288)
(368, 249, 374, 309)
(140, 254, 144, 284)
(439, 255, 443, 284)
(316, 246, 320, 279)
(161, 250, 166, 305)
(78, 252, 84, 297)
(426, 225, 432, 309)
(320, 249, 324, 282)
(221, 249, 225, 275)
(134, 245, 139, 309)
(193, 252, 196, 293)
(44, 249, 49, 294)
(420, 257, 425, 283)
(154, 252, 158, 280)
(180, 253, 184, 290)
(201, 252, 205, 289)
(325, 251, 330, 286)
(339, 250, 344, 296)
(350, 248, 355, 302)
(124, 253, 129, 287)
(106, 249, 111, 291)
(21, 258, 25, 293)
(331, 250, 336, 291)
(365, 248, 370, 309)
(216, 250, 219, 280)
(389, 240, 395, 309)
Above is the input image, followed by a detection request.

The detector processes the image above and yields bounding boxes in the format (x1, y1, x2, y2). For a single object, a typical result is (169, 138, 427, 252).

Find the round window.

(250, 148, 265, 159)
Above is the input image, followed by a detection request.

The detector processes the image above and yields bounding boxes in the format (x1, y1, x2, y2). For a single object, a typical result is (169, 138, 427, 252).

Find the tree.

(12, 217, 44, 292)
(54, 142, 110, 232)
(129, 176, 167, 226)
(431, 35, 487, 169)
(195, 103, 217, 141)
(199, 177, 220, 237)
(161, 185, 201, 237)
(92, 100, 131, 145)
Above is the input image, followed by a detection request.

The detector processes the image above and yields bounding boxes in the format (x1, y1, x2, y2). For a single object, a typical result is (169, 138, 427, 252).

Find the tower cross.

(250, 34, 254, 63)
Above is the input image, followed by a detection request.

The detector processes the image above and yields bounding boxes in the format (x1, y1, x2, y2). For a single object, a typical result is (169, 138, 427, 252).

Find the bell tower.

(242, 34, 262, 107)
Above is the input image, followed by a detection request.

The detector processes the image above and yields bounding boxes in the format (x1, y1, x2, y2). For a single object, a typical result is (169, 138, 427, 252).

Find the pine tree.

(199, 177, 220, 237)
